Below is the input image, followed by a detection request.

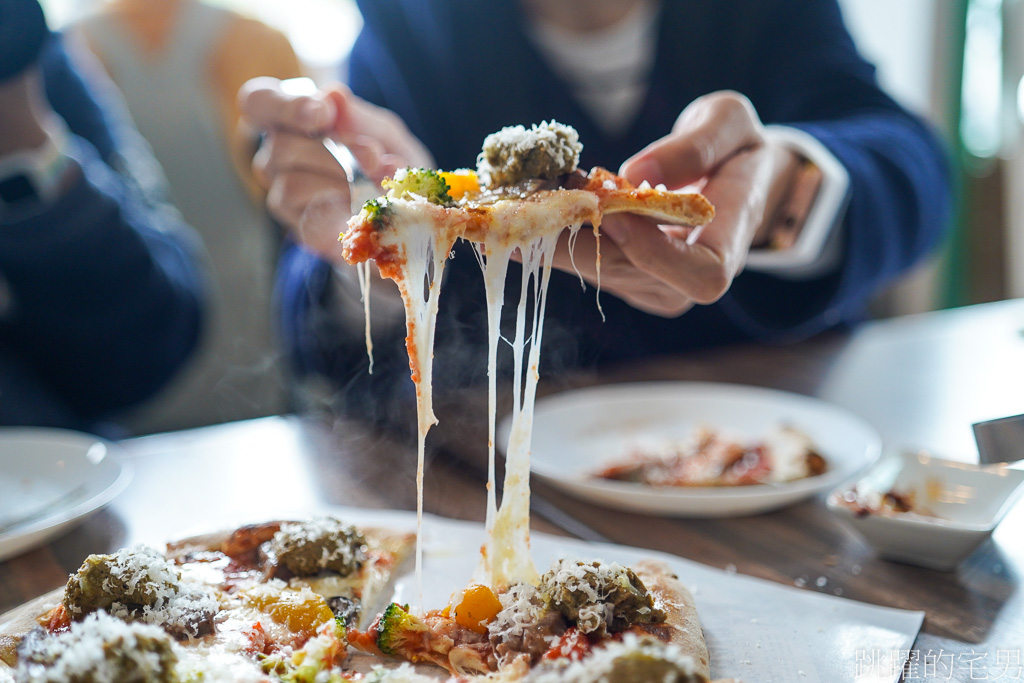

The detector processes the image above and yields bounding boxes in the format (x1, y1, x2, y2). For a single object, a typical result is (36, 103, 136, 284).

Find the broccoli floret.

(477, 121, 582, 189)
(259, 623, 347, 683)
(63, 546, 181, 619)
(360, 197, 392, 229)
(382, 168, 454, 205)
(375, 603, 428, 656)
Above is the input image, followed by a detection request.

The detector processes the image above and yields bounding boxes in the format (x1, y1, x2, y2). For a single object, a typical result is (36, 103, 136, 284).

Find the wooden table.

(3, 298, 1024, 681)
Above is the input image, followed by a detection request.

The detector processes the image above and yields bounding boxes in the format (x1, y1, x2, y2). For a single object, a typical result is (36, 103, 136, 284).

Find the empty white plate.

(0, 427, 132, 561)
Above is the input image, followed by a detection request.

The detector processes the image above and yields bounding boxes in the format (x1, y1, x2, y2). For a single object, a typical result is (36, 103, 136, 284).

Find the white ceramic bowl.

(827, 452, 1024, 570)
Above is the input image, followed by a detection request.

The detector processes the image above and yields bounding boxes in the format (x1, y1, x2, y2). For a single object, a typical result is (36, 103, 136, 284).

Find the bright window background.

(39, 0, 361, 83)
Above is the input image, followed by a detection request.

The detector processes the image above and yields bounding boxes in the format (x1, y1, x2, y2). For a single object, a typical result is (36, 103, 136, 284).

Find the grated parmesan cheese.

(270, 516, 366, 577)
(108, 581, 220, 639)
(477, 121, 582, 188)
(63, 544, 181, 616)
(13, 611, 177, 683)
(363, 662, 440, 682)
(487, 583, 546, 643)
(524, 632, 700, 683)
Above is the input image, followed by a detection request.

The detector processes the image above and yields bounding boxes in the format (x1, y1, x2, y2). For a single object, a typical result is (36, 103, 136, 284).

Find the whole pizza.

(0, 517, 721, 682)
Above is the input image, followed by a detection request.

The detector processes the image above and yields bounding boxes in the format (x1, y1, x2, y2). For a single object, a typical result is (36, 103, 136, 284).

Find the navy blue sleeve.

(718, 0, 953, 339)
(321, 0, 952, 375)
(0, 35, 205, 427)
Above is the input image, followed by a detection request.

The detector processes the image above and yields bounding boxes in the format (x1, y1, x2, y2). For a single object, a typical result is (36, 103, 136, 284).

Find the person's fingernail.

(622, 157, 664, 187)
(298, 98, 331, 131)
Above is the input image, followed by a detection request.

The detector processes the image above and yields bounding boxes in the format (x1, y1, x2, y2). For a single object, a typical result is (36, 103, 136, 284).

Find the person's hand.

(0, 68, 51, 157)
(548, 91, 808, 317)
(238, 77, 432, 263)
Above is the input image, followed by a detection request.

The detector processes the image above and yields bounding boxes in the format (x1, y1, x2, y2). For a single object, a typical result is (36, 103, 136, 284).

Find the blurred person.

(240, 0, 952, 428)
(0, 0, 204, 434)
(70, 0, 305, 431)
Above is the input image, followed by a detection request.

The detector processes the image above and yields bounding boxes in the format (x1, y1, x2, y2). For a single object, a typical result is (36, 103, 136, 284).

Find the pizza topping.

(361, 662, 438, 682)
(372, 602, 428, 657)
(477, 121, 582, 189)
(451, 584, 503, 635)
(111, 582, 220, 640)
(487, 583, 566, 667)
(382, 168, 455, 206)
(326, 596, 360, 628)
(60, 545, 218, 640)
(525, 632, 704, 683)
(256, 620, 348, 682)
(540, 559, 665, 636)
(63, 545, 181, 618)
(540, 627, 591, 662)
(267, 518, 368, 578)
(13, 611, 177, 683)
(438, 169, 480, 200)
(243, 582, 336, 638)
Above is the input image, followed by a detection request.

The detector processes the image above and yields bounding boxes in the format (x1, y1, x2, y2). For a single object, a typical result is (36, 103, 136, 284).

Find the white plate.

(0, 427, 132, 561)
(501, 381, 882, 517)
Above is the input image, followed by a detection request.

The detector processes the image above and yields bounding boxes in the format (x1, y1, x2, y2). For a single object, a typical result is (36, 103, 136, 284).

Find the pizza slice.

(341, 121, 715, 271)
(337, 122, 716, 595)
(0, 517, 414, 682)
(348, 557, 713, 682)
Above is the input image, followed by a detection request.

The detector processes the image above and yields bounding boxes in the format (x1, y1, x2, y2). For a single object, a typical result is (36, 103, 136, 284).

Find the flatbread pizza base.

(0, 522, 415, 672)
(631, 558, 711, 681)
(600, 188, 715, 228)
(0, 588, 63, 668)
(0, 555, 738, 682)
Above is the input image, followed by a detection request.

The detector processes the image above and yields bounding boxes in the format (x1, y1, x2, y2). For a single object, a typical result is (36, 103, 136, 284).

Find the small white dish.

(0, 427, 132, 561)
(500, 382, 882, 517)
(827, 452, 1024, 570)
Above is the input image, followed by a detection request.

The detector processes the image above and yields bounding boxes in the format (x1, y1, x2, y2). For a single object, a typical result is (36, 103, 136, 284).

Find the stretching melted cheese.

(342, 158, 713, 600)
(347, 191, 600, 595)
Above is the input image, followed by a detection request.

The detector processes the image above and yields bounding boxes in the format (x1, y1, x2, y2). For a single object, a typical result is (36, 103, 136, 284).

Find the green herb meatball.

(268, 517, 367, 577)
(539, 559, 665, 635)
(476, 121, 582, 189)
(63, 546, 181, 618)
(15, 612, 178, 683)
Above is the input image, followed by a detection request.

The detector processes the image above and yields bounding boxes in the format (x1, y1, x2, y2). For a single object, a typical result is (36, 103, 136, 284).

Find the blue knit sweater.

(0, 35, 205, 432)
(276, 0, 952, 422)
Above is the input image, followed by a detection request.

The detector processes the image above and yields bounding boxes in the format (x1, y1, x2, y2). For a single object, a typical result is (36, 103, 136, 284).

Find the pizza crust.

(630, 559, 711, 682)
(599, 187, 715, 228)
(0, 588, 63, 667)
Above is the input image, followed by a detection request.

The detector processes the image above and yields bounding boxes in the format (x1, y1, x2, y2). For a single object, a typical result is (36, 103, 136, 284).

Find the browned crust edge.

(601, 190, 716, 228)
(632, 558, 712, 683)
(0, 587, 63, 667)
